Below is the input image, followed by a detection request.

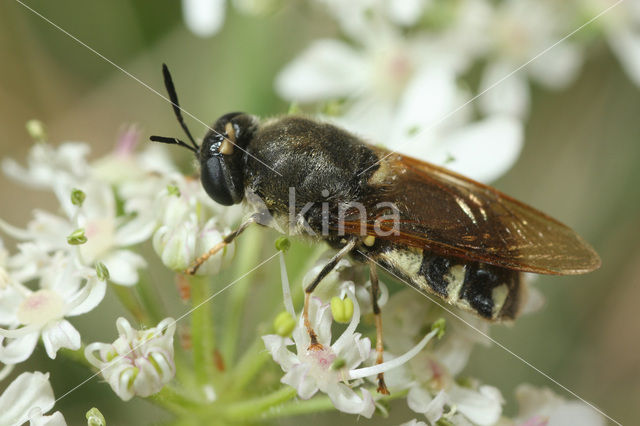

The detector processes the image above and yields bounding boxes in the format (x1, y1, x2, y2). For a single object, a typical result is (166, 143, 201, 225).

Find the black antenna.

(150, 135, 198, 154)
(149, 64, 200, 154)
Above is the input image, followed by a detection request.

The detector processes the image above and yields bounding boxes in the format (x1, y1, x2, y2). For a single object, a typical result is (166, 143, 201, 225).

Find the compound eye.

(201, 155, 235, 205)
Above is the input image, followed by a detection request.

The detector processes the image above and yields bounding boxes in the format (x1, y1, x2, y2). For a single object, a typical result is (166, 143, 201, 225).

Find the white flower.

(264, 262, 438, 418)
(152, 176, 237, 275)
(0, 179, 148, 286)
(381, 289, 503, 425)
(2, 142, 89, 194)
(182, 0, 226, 37)
(407, 388, 449, 424)
(513, 384, 605, 426)
(276, 31, 523, 183)
(479, 0, 583, 118)
(1, 139, 152, 286)
(85, 317, 176, 401)
(450, 383, 504, 425)
(0, 252, 104, 363)
(263, 296, 376, 417)
(0, 371, 67, 426)
(91, 125, 178, 186)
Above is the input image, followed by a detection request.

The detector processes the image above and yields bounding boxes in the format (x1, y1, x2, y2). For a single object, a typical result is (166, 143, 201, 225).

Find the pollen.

(363, 235, 376, 246)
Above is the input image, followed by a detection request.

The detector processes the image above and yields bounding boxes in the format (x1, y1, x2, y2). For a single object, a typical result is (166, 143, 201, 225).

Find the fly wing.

(346, 148, 601, 275)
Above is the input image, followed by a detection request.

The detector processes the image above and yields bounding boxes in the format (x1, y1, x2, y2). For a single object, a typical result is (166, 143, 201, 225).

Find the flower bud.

(85, 317, 176, 401)
(152, 221, 196, 271)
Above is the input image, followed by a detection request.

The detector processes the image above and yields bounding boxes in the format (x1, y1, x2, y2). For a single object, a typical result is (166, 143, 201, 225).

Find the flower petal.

(449, 384, 503, 426)
(66, 277, 106, 317)
(528, 42, 583, 89)
(101, 250, 146, 286)
(608, 27, 640, 87)
(0, 372, 54, 426)
(387, 0, 427, 26)
(276, 39, 367, 102)
(429, 115, 523, 183)
(0, 285, 22, 325)
(182, 0, 226, 37)
(408, 387, 448, 423)
(262, 334, 298, 372)
(114, 215, 156, 247)
(326, 383, 375, 418)
(546, 401, 605, 426)
(0, 332, 39, 364)
(29, 410, 67, 426)
(281, 364, 318, 400)
(479, 61, 530, 118)
(389, 65, 462, 151)
(407, 385, 433, 414)
(41, 320, 81, 359)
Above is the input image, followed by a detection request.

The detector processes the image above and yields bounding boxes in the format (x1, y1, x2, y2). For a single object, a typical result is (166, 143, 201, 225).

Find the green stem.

(111, 283, 151, 325)
(147, 386, 203, 414)
(221, 226, 264, 367)
(223, 386, 297, 421)
(59, 345, 94, 370)
(189, 274, 217, 389)
(229, 337, 271, 392)
(135, 272, 165, 324)
(173, 346, 199, 395)
(228, 244, 324, 393)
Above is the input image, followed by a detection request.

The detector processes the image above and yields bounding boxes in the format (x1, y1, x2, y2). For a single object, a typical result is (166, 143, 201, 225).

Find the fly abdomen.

(374, 246, 522, 320)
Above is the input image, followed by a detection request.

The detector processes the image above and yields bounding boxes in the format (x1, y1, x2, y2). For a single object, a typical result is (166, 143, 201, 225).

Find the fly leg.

(369, 261, 389, 394)
(185, 214, 261, 275)
(303, 240, 356, 350)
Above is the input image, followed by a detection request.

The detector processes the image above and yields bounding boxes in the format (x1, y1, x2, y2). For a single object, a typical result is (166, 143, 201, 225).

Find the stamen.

(279, 252, 296, 317)
(348, 329, 437, 380)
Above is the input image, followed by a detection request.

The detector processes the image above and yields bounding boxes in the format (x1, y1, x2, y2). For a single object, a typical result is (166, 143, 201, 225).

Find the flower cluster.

(0, 126, 235, 420)
(263, 250, 607, 424)
(85, 317, 176, 401)
(264, 256, 440, 418)
(0, 0, 622, 422)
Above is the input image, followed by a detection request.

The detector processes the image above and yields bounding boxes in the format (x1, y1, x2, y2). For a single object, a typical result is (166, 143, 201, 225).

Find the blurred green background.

(0, 1, 638, 424)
